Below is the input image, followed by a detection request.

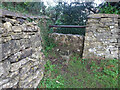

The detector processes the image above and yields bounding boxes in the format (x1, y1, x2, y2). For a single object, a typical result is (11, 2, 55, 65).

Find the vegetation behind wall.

(49, 2, 97, 35)
(0, 2, 46, 15)
(99, 2, 120, 15)
(37, 18, 56, 54)
(1, 1, 119, 36)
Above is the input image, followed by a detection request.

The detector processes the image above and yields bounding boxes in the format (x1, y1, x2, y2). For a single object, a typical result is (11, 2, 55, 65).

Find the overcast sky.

(43, 0, 105, 7)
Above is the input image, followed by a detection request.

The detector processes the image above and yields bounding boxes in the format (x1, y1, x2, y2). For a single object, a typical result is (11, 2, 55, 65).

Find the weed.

(38, 60, 64, 88)
(43, 51, 118, 88)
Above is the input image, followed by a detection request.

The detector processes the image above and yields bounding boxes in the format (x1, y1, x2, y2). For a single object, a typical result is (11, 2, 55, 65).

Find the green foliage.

(41, 51, 118, 88)
(25, 2, 46, 15)
(0, 2, 28, 14)
(49, 2, 97, 35)
(0, 2, 46, 15)
(65, 55, 118, 88)
(26, 17, 33, 22)
(93, 59, 118, 88)
(38, 46, 119, 88)
(44, 60, 55, 72)
(38, 60, 64, 88)
(99, 2, 120, 14)
(38, 18, 56, 52)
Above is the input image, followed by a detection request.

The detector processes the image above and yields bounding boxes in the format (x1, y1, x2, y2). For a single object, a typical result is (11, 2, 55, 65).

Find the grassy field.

(38, 47, 118, 88)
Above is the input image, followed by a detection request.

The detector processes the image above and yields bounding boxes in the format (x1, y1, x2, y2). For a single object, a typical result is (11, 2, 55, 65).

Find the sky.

(43, 0, 105, 7)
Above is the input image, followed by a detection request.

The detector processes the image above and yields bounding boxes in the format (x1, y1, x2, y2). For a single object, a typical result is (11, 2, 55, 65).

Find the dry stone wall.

(49, 33, 84, 59)
(1, 12, 119, 89)
(83, 14, 120, 59)
(0, 14, 45, 88)
(50, 14, 119, 60)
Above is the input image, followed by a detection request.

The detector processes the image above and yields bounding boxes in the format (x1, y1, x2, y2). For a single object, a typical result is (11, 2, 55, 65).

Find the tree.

(24, 2, 46, 15)
(1, 2, 46, 15)
(98, 2, 120, 14)
(48, 1, 98, 35)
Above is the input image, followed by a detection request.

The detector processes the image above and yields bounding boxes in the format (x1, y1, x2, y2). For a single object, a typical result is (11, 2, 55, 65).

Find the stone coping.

(0, 9, 49, 19)
(51, 33, 84, 37)
(88, 14, 120, 18)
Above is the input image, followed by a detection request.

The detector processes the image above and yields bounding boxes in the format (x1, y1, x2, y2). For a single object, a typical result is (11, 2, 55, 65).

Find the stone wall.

(50, 14, 119, 60)
(83, 14, 120, 59)
(49, 33, 84, 59)
(1, 13, 118, 88)
(0, 14, 45, 88)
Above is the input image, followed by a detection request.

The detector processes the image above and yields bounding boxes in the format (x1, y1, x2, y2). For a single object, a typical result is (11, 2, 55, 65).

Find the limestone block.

(3, 22, 12, 31)
(20, 64, 43, 81)
(19, 70, 43, 88)
(19, 39, 31, 49)
(8, 48, 33, 63)
(0, 60, 10, 77)
(25, 71, 43, 88)
(9, 19, 18, 24)
(0, 78, 10, 87)
(4, 18, 19, 24)
(1, 76, 19, 89)
(19, 62, 32, 75)
(101, 18, 113, 22)
(11, 58, 29, 71)
(12, 26, 22, 32)
(11, 33, 23, 40)
(87, 19, 99, 23)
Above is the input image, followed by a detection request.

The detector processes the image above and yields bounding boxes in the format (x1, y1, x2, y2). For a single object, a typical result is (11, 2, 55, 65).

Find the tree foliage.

(1, 2, 46, 15)
(98, 2, 120, 14)
(1, 1, 119, 35)
(48, 1, 98, 35)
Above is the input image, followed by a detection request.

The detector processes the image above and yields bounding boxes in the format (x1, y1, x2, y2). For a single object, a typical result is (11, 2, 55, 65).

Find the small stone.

(9, 19, 17, 23)
(0, 60, 10, 77)
(97, 28, 106, 32)
(26, 23, 34, 26)
(11, 59, 28, 71)
(110, 38, 118, 43)
(88, 48, 96, 52)
(56, 49, 59, 51)
(3, 22, 12, 31)
(2, 76, 19, 88)
(110, 26, 114, 29)
(12, 26, 22, 32)
(32, 21, 37, 25)
(0, 79, 10, 86)
(88, 19, 99, 23)
(101, 18, 113, 22)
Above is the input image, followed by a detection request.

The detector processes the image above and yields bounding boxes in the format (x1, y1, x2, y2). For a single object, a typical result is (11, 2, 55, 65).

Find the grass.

(37, 60, 64, 88)
(63, 55, 118, 88)
(37, 46, 118, 88)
